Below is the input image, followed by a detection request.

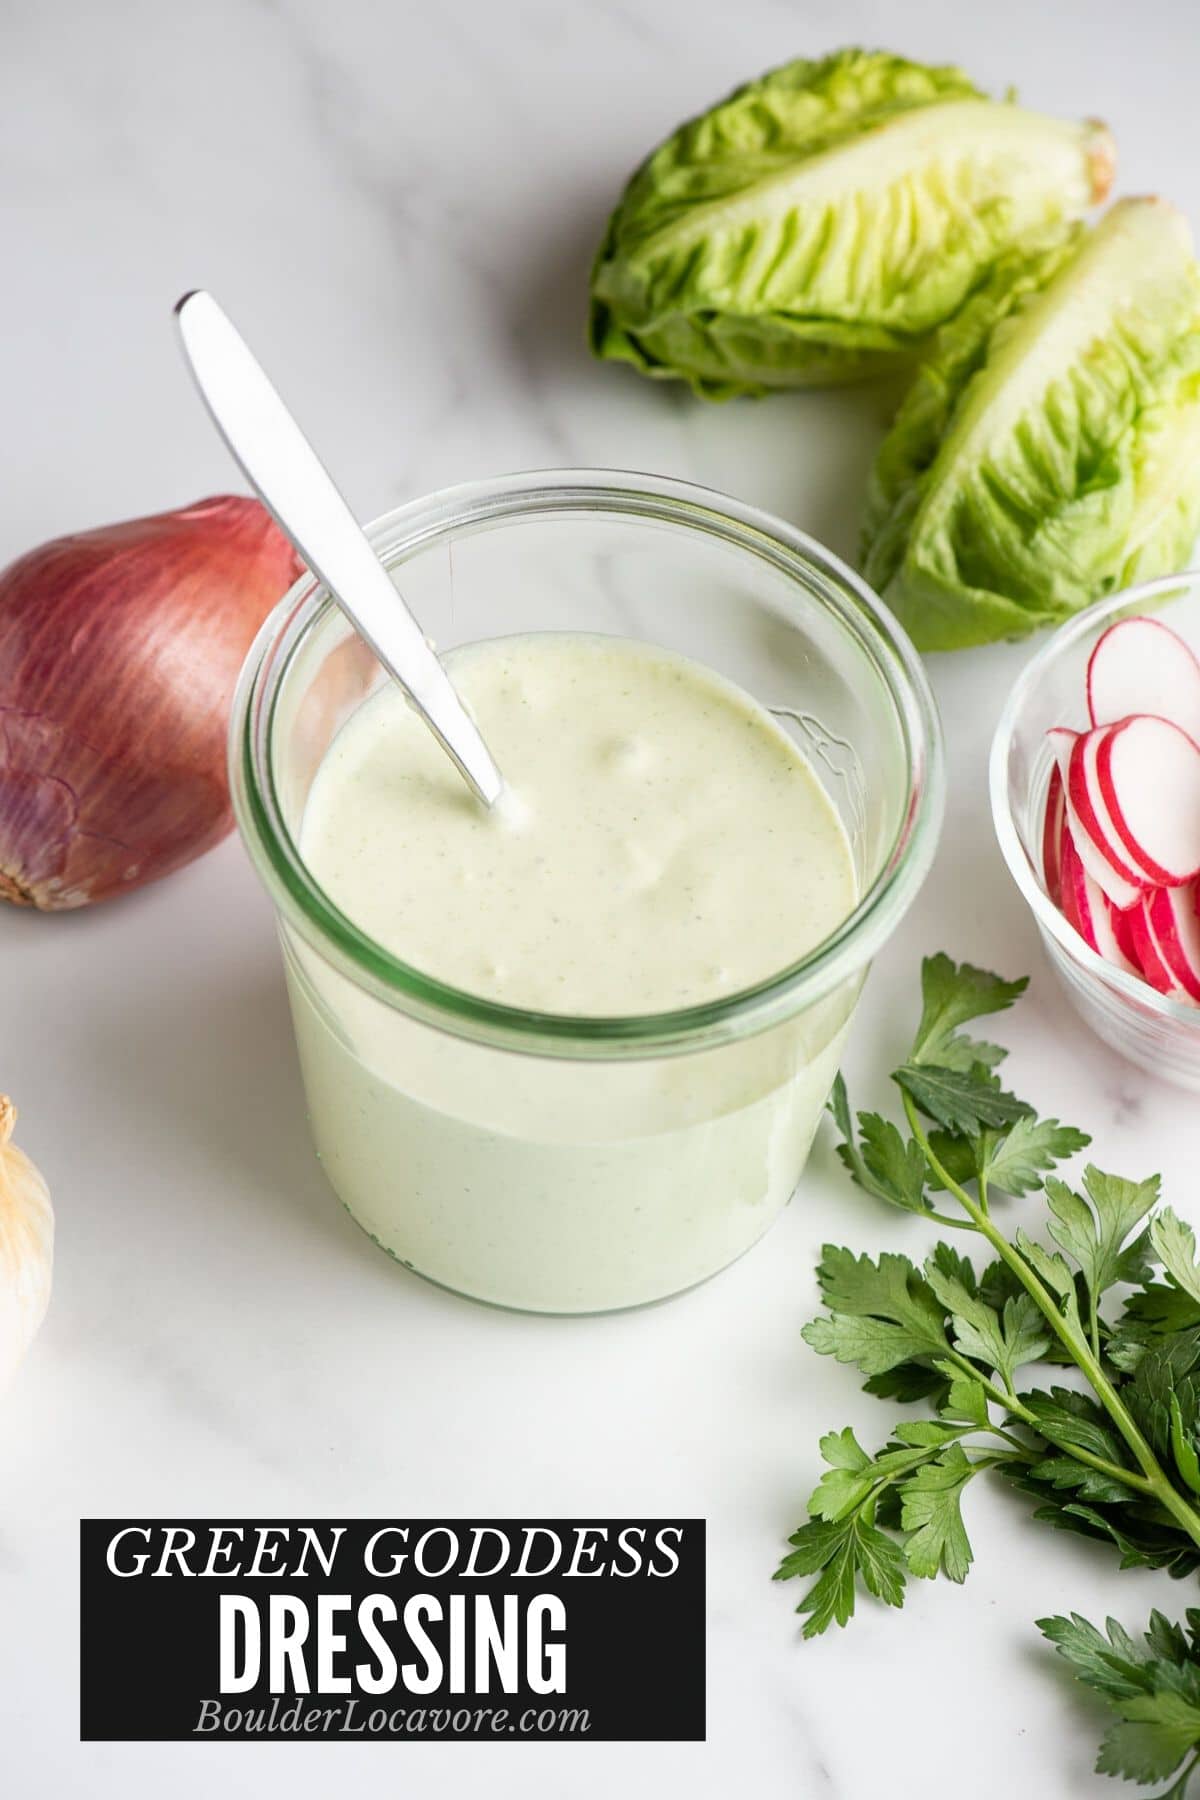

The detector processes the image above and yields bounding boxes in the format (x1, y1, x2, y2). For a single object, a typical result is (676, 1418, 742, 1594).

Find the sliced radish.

(1047, 727, 1143, 910)
(1068, 728, 1157, 891)
(1127, 899, 1188, 997)
(1065, 790, 1144, 910)
(1044, 619, 1200, 1008)
(1096, 716, 1200, 887)
(1094, 893, 1140, 977)
(1042, 764, 1066, 905)
(1058, 829, 1093, 941)
(1110, 898, 1141, 968)
(1047, 726, 1078, 774)
(1059, 829, 1139, 973)
(1145, 887, 1200, 1002)
(1087, 615, 1200, 740)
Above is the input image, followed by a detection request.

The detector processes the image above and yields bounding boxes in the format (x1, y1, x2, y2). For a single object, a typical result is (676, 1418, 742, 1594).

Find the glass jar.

(230, 471, 943, 1312)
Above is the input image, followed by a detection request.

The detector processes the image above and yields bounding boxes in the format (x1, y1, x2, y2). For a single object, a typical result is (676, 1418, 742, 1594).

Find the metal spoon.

(174, 290, 504, 809)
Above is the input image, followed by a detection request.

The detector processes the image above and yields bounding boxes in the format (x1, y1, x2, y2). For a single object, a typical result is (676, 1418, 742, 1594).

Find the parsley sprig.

(1041, 1613, 1200, 1796)
(778, 955, 1200, 1794)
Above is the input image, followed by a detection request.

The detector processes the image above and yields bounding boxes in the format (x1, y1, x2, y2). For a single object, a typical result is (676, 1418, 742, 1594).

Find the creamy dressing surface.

(288, 632, 861, 1312)
(300, 633, 856, 1014)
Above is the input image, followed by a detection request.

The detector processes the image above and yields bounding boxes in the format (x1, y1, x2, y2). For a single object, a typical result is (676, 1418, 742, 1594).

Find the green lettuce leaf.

(862, 198, 1200, 648)
(589, 48, 1112, 398)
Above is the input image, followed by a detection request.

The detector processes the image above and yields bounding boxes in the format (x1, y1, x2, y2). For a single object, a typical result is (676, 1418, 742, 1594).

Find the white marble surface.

(3, 1, 1199, 1793)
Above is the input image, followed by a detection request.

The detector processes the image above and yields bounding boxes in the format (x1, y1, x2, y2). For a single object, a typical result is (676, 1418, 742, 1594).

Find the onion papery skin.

(0, 1096, 53, 1389)
(0, 497, 301, 909)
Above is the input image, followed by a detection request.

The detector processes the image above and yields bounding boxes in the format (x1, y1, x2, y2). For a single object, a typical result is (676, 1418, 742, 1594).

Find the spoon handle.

(174, 290, 503, 808)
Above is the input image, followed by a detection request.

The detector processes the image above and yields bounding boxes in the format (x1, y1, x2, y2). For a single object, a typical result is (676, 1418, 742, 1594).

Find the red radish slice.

(1087, 615, 1200, 740)
(1047, 727, 1143, 910)
(1058, 830, 1094, 940)
(1095, 724, 1177, 886)
(1045, 617, 1200, 1006)
(1127, 899, 1188, 997)
(1145, 887, 1200, 1002)
(1064, 785, 1144, 910)
(1095, 894, 1141, 977)
(1068, 728, 1157, 890)
(1047, 726, 1078, 773)
(1097, 716, 1200, 886)
(1042, 764, 1066, 905)
(1059, 829, 1139, 973)
(1110, 898, 1141, 968)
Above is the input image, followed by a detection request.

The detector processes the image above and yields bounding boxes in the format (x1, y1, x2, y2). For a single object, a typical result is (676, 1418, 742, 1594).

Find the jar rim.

(230, 468, 945, 1059)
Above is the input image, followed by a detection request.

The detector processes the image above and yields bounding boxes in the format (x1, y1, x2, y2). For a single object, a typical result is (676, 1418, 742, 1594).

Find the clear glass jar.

(230, 471, 943, 1312)
(991, 571, 1200, 1091)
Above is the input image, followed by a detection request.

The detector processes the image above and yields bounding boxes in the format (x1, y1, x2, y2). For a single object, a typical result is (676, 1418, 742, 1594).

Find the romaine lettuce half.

(589, 49, 1114, 398)
(862, 198, 1200, 650)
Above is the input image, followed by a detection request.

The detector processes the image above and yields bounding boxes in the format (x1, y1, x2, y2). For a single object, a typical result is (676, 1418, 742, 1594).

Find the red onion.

(0, 497, 302, 909)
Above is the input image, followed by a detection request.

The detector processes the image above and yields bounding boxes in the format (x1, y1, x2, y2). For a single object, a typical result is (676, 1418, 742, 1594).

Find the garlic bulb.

(0, 1097, 54, 1387)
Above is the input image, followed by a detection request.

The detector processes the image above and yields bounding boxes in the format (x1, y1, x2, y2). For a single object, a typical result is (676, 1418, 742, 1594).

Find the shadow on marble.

(506, 191, 615, 388)
(80, 951, 383, 1270)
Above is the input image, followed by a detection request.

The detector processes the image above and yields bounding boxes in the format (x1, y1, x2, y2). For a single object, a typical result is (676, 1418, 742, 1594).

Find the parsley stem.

(939, 1346, 1024, 1418)
(968, 1452, 1024, 1475)
(903, 1095, 1200, 1540)
(923, 1273, 1154, 1493)
(979, 1378, 1154, 1491)
(926, 1209, 975, 1231)
(987, 1424, 1033, 1457)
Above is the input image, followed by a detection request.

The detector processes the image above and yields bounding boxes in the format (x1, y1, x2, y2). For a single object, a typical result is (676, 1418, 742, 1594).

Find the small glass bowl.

(990, 572, 1200, 1090)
